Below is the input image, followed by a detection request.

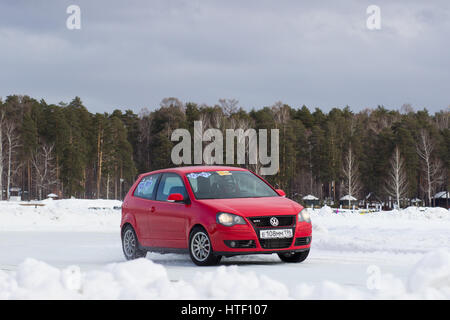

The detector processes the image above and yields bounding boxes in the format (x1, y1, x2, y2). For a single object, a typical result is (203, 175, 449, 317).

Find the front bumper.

(214, 247, 310, 257)
(209, 219, 312, 256)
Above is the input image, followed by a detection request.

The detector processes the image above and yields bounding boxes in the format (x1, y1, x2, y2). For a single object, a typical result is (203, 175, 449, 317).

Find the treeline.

(0, 95, 448, 205)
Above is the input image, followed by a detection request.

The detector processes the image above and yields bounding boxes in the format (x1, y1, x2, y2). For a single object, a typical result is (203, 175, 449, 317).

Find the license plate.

(260, 229, 293, 239)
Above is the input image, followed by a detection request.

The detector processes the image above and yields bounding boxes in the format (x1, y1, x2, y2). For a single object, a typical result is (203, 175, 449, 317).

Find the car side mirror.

(276, 189, 286, 197)
(168, 193, 185, 202)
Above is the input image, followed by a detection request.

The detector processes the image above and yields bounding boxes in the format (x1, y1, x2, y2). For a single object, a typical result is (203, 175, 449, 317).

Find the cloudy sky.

(0, 0, 449, 113)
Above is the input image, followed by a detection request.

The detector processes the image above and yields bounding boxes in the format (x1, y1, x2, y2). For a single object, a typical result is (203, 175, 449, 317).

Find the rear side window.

(134, 174, 160, 199)
(156, 173, 187, 201)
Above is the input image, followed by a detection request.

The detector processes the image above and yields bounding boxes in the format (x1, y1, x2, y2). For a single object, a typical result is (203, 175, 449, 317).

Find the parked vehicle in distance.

(121, 166, 312, 266)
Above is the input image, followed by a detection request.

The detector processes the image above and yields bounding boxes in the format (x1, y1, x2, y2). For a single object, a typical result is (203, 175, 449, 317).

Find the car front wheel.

(278, 249, 309, 263)
(189, 227, 221, 266)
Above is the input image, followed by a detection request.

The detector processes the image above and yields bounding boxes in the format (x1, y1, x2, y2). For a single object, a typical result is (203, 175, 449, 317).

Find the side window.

(134, 174, 160, 199)
(189, 178, 198, 193)
(156, 173, 187, 201)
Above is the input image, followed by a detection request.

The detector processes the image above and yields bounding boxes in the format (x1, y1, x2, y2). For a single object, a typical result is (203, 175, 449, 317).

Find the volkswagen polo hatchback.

(121, 166, 312, 266)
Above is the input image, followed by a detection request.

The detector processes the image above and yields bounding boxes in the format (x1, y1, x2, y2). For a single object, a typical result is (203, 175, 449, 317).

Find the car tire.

(278, 249, 309, 263)
(189, 227, 222, 266)
(122, 225, 147, 260)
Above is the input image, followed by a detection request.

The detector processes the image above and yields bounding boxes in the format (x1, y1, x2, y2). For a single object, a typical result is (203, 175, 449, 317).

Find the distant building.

(47, 193, 59, 200)
(411, 198, 423, 207)
(362, 192, 383, 209)
(9, 187, 22, 202)
(302, 194, 320, 208)
(433, 191, 449, 209)
(339, 195, 358, 208)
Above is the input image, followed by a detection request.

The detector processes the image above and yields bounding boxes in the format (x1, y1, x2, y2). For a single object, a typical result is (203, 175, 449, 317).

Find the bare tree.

(0, 109, 5, 200)
(137, 108, 153, 170)
(342, 146, 361, 207)
(199, 106, 225, 165)
(160, 97, 184, 110)
(400, 103, 414, 114)
(218, 98, 239, 117)
(305, 129, 314, 194)
(367, 109, 398, 134)
(210, 107, 225, 129)
(416, 129, 444, 206)
(434, 106, 450, 130)
(271, 101, 290, 127)
(4, 121, 21, 200)
(31, 143, 58, 200)
(271, 102, 290, 185)
(96, 124, 104, 199)
(227, 115, 259, 171)
(106, 173, 111, 200)
(385, 146, 409, 208)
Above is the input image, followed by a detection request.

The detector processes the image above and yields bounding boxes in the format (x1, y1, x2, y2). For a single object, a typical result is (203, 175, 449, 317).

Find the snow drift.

(1, 249, 450, 300)
(310, 206, 450, 255)
(0, 199, 121, 232)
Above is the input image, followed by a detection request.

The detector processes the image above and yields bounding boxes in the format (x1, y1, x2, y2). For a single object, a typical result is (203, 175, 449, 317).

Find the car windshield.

(186, 170, 278, 199)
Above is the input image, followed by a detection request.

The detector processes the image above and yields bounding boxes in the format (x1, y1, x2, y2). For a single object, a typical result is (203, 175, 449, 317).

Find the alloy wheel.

(191, 231, 211, 262)
(123, 229, 136, 258)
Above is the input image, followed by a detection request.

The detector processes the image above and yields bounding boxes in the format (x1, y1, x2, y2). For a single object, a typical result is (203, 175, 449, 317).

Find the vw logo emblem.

(269, 217, 279, 227)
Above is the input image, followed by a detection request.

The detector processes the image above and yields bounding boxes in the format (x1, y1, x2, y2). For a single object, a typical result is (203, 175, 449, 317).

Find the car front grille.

(246, 215, 296, 249)
(248, 215, 295, 228)
(259, 238, 294, 249)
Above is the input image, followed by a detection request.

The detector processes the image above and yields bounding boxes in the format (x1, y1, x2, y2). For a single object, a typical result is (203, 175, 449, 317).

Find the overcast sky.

(0, 0, 449, 113)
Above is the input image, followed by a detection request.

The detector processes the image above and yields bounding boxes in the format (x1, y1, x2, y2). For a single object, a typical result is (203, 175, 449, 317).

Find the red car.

(121, 166, 312, 266)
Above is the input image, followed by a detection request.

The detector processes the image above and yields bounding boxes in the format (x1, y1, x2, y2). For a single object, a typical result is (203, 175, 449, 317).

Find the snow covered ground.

(0, 199, 449, 299)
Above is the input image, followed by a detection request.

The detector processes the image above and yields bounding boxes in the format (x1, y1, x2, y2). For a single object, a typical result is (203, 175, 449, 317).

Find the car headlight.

(216, 212, 246, 226)
(298, 209, 311, 223)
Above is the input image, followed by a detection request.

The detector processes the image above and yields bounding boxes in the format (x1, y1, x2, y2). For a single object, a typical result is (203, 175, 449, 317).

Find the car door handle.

(149, 206, 156, 213)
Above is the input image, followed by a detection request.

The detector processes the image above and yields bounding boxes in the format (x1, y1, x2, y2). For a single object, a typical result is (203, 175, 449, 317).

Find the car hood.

(198, 196, 302, 217)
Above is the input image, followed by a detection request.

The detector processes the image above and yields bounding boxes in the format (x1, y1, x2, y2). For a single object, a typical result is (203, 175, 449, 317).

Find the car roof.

(140, 165, 248, 177)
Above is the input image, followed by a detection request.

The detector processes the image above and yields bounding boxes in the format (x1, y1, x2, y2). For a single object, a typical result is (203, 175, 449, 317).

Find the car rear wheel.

(189, 227, 221, 266)
(278, 249, 309, 263)
(122, 225, 147, 260)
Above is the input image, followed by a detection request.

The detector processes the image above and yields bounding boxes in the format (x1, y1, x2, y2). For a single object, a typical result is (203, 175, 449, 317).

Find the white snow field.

(0, 199, 449, 299)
